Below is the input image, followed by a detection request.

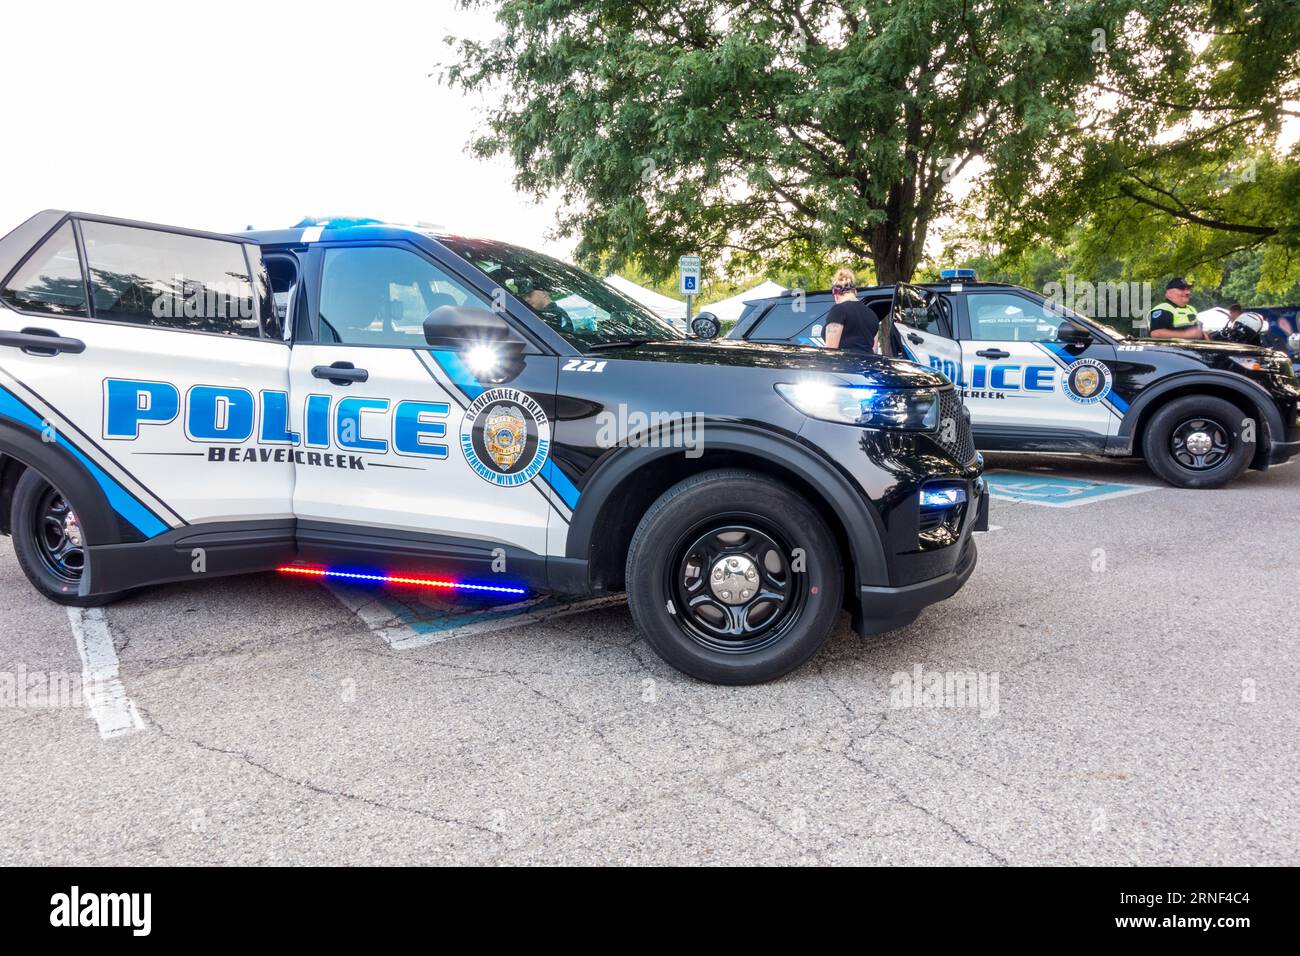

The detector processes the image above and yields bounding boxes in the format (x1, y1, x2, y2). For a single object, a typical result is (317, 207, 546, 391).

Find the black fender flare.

(563, 424, 891, 587)
(0, 422, 136, 547)
(1115, 371, 1286, 465)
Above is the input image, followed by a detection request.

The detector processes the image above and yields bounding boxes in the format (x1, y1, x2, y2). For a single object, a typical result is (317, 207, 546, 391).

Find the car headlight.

(776, 382, 939, 431)
(1229, 355, 1271, 372)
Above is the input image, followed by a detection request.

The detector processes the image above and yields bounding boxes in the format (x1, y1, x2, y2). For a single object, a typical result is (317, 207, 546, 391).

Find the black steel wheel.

(1142, 395, 1253, 489)
(626, 469, 843, 685)
(667, 520, 806, 654)
(31, 484, 86, 586)
(10, 468, 123, 606)
(1169, 417, 1231, 471)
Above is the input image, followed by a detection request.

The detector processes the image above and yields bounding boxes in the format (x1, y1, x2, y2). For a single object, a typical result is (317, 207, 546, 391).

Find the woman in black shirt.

(822, 268, 878, 353)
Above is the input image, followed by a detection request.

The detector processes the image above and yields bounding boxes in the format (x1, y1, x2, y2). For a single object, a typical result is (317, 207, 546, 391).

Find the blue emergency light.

(939, 268, 977, 281)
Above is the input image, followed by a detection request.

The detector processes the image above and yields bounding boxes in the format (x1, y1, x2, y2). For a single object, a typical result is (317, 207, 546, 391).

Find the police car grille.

(937, 388, 976, 465)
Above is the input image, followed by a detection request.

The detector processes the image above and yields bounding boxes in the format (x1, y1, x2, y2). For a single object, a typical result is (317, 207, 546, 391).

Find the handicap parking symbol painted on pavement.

(984, 471, 1160, 508)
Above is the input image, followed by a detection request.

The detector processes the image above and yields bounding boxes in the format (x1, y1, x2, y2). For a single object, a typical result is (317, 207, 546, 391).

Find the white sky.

(3, 2, 1294, 269)
(0, 0, 569, 254)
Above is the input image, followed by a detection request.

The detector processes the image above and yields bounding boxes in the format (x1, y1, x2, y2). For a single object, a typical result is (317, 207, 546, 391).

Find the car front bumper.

(854, 532, 978, 636)
(851, 476, 986, 636)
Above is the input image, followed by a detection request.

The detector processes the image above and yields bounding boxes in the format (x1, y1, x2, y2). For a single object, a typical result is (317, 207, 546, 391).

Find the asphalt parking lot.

(1, 453, 1296, 866)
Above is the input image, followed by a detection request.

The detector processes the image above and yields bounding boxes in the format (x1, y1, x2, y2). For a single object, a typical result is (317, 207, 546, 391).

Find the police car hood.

(608, 339, 948, 388)
(1132, 337, 1273, 358)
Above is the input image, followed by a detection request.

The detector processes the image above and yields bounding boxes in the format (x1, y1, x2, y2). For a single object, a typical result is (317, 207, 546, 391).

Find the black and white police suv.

(725, 275, 1300, 489)
(0, 212, 986, 684)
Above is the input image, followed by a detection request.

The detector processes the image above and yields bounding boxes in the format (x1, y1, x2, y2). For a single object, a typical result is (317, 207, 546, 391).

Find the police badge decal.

(460, 387, 551, 486)
(1063, 356, 1113, 405)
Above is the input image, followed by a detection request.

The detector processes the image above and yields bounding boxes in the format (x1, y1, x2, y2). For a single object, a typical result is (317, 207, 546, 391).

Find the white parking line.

(66, 607, 145, 740)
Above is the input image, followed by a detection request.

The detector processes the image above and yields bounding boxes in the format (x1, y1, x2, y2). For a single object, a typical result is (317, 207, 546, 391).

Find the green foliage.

(444, 0, 1137, 284)
(445, 1, 1299, 293)
(973, 0, 1300, 294)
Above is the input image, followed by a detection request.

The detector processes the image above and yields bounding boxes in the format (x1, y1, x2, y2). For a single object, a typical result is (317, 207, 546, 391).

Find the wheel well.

(0, 454, 26, 536)
(1132, 383, 1271, 469)
(583, 450, 856, 598)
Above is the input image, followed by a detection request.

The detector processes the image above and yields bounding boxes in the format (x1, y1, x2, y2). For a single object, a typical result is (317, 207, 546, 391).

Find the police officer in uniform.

(1147, 277, 1206, 340)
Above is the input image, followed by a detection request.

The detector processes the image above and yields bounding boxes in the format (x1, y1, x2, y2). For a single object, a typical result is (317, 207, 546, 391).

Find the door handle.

(975, 348, 1010, 359)
(311, 362, 368, 386)
(907, 332, 924, 345)
(0, 328, 86, 356)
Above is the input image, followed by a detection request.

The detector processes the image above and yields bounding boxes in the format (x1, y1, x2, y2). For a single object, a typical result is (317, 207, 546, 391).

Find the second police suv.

(0, 212, 986, 685)
(724, 271, 1300, 488)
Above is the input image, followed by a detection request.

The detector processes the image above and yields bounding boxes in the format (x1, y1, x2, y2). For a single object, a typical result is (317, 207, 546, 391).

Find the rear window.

(80, 221, 264, 337)
(1, 222, 88, 317)
(748, 299, 832, 340)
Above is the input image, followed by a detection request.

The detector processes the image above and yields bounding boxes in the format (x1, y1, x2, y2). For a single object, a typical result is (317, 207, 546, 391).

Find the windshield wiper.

(585, 338, 655, 351)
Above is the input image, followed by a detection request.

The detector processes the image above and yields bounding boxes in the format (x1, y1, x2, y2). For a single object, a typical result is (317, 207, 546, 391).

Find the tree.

(976, 0, 1300, 293)
(443, 0, 1146, 283)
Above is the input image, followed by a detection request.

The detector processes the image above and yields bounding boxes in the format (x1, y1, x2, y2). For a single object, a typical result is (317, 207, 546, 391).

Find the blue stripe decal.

(0, 387, 169, 539)
(427, 349, 484, 400)
(543, 460, 581, 509)
(425, 350, 579, 509)
(1036, 342, 1129, 418)
(1039, 342, 1074, 366)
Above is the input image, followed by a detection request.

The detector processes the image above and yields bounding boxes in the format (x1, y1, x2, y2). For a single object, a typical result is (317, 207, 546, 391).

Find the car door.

(0, 212, 296, 590)
(287, 241, 558, 587)
(959, 290, 1119, 451)
(886, 283, 963, 381)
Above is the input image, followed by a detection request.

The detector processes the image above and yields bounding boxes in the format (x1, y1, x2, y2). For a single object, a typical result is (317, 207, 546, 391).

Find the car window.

(749, 299, 830, 340)
(438, 236, 680, 350)
(318, 245, 492, 347)
(967, 292, 1063, 342)
(1, 222, 88, 317)
(79, 221, 266, 338)
(897, 291, 952, 338)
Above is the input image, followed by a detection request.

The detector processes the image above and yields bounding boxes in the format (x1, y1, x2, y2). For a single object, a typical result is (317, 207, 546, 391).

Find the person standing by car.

(1148, 277, 1206, 340)
(822, 268, 878, 353)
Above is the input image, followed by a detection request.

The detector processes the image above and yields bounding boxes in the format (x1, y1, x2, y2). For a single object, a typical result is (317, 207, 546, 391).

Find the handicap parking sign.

(984, 471, 1159, 508)
(679, 255, 701, 295)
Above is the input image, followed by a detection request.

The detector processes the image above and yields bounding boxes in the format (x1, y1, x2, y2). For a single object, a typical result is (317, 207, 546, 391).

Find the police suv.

(0, 212, 986, 684)
(725, 275, 1300, 489)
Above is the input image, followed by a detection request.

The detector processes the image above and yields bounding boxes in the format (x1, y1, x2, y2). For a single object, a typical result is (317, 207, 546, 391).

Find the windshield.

(437, 237, 683, 349)
(1036, 294, 1128, 341)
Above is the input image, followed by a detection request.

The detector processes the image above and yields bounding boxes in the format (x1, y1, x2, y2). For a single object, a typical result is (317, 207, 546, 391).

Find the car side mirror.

(1056, 322, 1092, 346)
(691, 311, 720, 340)
(423, 305, 527, 381)
(423, 305, 516, 349)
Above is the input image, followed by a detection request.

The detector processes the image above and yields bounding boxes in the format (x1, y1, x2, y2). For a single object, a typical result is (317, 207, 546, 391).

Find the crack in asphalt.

(142, 709, 506, 847)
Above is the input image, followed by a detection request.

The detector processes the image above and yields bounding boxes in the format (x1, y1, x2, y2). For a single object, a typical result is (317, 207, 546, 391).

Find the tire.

(625, 469, 844, 685)
(1141, 395, 1254, 489)
(9, 468, 123, 607)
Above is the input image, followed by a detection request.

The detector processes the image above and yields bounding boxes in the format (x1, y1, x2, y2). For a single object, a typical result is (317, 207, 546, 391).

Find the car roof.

(239, 219, 460, 247)
(763, 281, 1025, 299)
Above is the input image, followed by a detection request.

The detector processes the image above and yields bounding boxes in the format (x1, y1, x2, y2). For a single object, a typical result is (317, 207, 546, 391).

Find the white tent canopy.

(1197, 306, 1231, 333)
(697, 280, 788, 323)
(603, 274, 686, 324)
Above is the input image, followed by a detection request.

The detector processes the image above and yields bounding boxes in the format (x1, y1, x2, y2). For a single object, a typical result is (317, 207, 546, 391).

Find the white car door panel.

(961, 291, 1118, 444)
(289, 243, 558, 559)
(0, 217, 293, 533)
